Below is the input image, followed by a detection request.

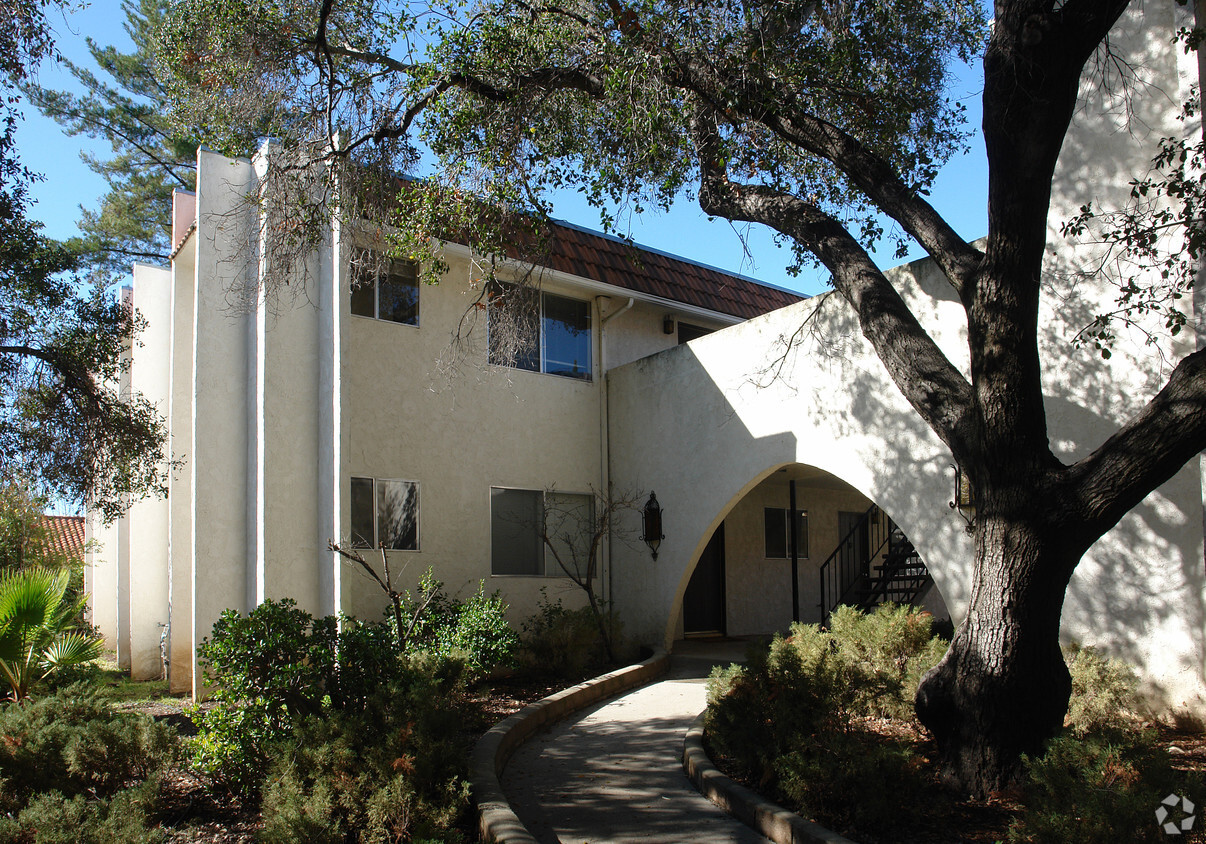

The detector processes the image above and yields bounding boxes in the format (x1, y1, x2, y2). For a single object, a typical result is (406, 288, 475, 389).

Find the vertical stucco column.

(84, 510, 120, 653)
(191, 150, 255, 698)
(126, 263, 173, 680)
(168, 234, 197, 694)
(249, 145, 326, 614)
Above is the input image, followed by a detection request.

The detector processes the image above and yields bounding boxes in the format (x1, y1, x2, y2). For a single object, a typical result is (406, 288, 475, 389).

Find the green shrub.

(520, 590, 601, 676)
(192, 598, 341, 793)
(1008, 730, 1202, 844)
(775, 729, 927, 835)
(1063, 643, 1142, 737)
(259, 659, 471, 844)
(198, 598, 338, 724)
(0, 685, 176, 813)
(704, 604, 948, 834)
(0, 779, 163, 844)
(431, 581, 519, 672)
(192, 592, 493, 797)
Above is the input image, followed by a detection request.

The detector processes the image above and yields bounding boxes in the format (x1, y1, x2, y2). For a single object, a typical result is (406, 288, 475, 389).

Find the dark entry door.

(683, 524, 726, 635)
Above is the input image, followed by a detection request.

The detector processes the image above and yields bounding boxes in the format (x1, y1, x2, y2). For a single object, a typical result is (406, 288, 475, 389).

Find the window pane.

(350, 262, 376, 317)
(378, 480, 419, 551)
(792, 510, 809, 558)
(377, 261, 419, 325)
(544, 492, 594, 578)
(488, 283, 539, 371)
(542, 293, 591, 379)
(764, 507, 786, 558)
(491, 488, 542, 574)
(351, 477, 375, 548)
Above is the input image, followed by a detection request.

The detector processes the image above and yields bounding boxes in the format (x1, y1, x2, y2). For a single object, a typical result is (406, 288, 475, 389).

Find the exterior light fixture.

(948, 464, 975, 530)
(663, 315, 675, 335)
(641, 492, 664, 560)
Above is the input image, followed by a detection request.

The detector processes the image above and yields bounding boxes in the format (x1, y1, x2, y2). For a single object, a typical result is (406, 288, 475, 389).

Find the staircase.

(817, 504, 933, 626)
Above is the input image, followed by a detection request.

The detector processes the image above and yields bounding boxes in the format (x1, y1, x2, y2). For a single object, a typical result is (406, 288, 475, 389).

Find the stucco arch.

(606, 258, 1206, 710)
(665, 457, 951, 644)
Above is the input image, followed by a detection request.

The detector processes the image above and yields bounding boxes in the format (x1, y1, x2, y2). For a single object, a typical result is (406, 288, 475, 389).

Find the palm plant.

(0, 567, 103, 701)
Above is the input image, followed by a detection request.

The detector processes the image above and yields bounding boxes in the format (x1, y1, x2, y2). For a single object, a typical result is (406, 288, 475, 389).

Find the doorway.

(683, 524, 726, 635)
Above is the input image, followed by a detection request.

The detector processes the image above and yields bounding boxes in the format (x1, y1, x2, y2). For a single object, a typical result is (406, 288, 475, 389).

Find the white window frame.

(350, 476, 420, 551)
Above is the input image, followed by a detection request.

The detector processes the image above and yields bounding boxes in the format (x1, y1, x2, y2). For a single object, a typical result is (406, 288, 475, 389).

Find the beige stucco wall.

(126, 263, 173, 680)
(607, 2, 1206, 712)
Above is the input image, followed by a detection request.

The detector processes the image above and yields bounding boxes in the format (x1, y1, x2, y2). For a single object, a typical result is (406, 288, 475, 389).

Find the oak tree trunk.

(915, 504, 1081, 795)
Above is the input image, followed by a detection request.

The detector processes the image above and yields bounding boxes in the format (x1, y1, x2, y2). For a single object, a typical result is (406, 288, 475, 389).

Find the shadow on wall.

(609, 224, 1205, 711)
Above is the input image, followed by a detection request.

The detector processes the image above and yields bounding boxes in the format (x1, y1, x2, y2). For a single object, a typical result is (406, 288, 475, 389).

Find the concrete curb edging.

(472, 650, 672, 843)
(683, 713, 857, 844)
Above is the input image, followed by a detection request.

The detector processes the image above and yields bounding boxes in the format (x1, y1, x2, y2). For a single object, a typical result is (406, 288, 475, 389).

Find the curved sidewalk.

(500, 641, 771, 844)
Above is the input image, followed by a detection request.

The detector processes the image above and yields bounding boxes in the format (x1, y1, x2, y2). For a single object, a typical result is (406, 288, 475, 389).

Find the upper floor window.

(488, 282, 591, 380)
(350, 253, 419, 326)
(351, 476, 419, 551)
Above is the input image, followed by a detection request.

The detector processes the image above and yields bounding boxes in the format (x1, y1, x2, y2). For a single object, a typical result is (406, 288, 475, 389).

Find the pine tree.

(24, 0, 198, 278)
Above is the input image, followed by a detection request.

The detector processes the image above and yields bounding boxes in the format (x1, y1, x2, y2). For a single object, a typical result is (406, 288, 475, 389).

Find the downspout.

(597, 296, 634, 607)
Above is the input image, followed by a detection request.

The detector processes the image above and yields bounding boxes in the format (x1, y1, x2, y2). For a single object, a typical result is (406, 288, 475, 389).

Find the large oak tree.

(155, 0, 1204, 793)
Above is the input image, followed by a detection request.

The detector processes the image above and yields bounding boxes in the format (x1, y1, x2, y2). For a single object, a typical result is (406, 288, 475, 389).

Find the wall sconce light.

(641, 492, 664, 560)
(948, 464, 975, 530)
(663, 314, 675, 335)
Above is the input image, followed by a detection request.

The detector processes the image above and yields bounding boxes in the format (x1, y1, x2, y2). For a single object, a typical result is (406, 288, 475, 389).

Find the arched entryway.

(673, 463, 949, 643)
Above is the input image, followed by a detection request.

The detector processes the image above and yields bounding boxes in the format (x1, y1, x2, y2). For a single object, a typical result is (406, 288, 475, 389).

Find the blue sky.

(17, 3, 989, 298)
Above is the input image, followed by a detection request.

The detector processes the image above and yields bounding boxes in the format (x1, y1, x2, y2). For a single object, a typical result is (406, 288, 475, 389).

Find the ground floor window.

(491, 487, 594, 575)
(351, 477, 419, 550)
(764, 507, 808, 559)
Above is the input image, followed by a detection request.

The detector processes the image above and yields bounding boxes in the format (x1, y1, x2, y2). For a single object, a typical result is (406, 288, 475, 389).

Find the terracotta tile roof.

(43, 515, 86, 560)
(537, 221, 804, 319)
(390, 176, 804, 319)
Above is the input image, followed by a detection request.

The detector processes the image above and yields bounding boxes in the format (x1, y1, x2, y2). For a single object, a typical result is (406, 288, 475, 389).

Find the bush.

(0, 686, 174, 843)
(401, 572, 519, 673)
(191, 590, 500, 798)
(431, 581, 519, 672)
(704, 605, 948, 834)
(0, 685, 176, 812)
(1008, 730, 1202, 844)
(259, 659, 471, 844)
(776, 730, 927, 835)
(0, 780, 163, 844)
(520, 590, 602, 676)
(1063, 643, 1142, 737)
(191, 598, 341, 793)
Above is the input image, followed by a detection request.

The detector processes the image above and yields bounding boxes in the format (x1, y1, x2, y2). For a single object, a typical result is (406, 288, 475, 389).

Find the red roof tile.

(43, 515, 86, 560)
(537, 220, 804, 320)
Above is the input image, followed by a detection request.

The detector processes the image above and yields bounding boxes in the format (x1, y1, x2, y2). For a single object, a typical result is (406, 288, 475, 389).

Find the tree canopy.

(1, 0, 170, 519)
(152, 0, 1204, 794)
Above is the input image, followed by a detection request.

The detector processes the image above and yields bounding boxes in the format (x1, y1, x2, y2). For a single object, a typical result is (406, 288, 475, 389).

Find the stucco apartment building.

(89, 2, 1206, 713)
(88, 150, 897, 694)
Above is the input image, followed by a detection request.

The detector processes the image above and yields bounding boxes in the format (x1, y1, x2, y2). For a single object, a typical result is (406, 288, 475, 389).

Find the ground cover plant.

(0, 685, 177, 843)
(705, 604, 1206, 843)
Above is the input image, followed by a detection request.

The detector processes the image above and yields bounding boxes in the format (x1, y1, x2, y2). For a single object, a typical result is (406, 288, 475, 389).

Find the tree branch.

(1067, 347, 1206, 538)
(692, 112, 976, 455)
(663, 56, 982, 295)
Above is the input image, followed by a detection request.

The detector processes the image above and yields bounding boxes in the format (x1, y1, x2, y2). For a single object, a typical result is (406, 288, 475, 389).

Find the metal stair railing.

(817, 504, 892, 626)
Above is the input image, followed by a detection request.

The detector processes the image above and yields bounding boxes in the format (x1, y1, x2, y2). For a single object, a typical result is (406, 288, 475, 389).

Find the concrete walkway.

(501, 641, 771, 844)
